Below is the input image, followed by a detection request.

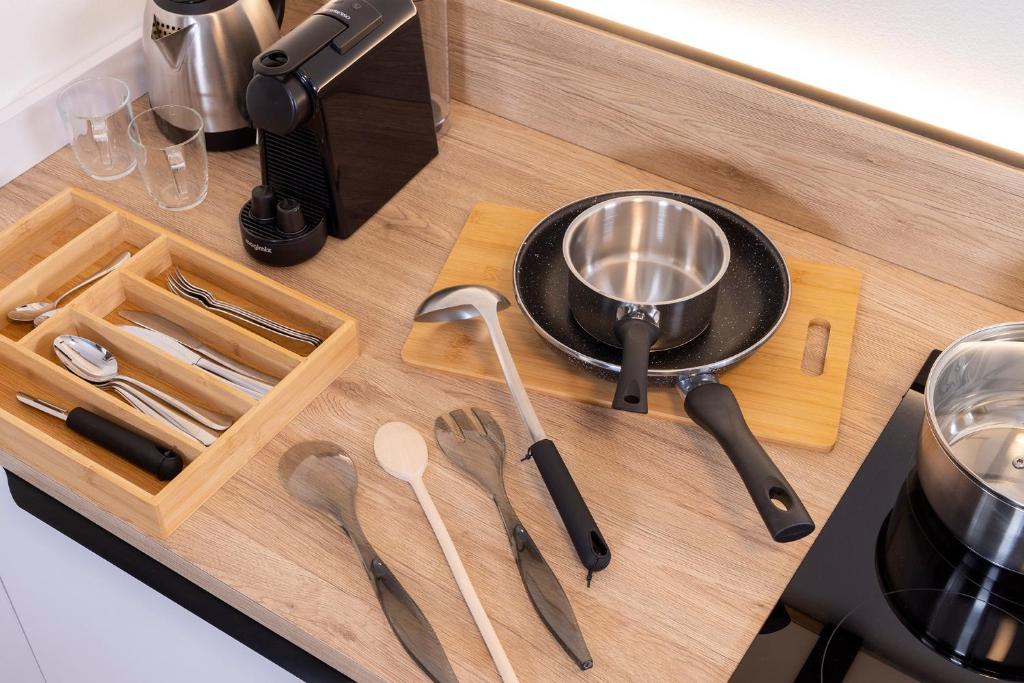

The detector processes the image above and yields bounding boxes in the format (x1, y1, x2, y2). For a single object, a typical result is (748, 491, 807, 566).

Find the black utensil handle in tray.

(526, 439, 611, 577)
(66, 408, 183, 481)
(683, 383, 814, 542)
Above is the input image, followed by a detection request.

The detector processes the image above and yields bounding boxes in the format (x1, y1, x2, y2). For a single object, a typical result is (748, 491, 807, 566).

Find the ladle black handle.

(526, 439, 611, 576)
(683, 382, 814, 542)
(612, 315, 660, 413)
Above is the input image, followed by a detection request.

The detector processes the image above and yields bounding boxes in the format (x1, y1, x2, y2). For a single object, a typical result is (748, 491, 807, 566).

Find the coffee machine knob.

(246, 75, 312, 136)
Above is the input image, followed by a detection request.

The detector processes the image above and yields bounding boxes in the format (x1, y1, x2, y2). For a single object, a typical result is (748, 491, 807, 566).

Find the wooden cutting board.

(403, 203, 861, 452)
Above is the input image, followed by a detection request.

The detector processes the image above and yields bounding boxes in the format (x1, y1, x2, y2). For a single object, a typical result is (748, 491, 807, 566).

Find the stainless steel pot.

(563, 195, 730, 413)
(918, 322, 1024, 572)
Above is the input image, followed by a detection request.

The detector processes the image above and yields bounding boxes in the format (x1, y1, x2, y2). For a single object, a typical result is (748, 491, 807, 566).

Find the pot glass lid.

(928, 323, 1024, 503)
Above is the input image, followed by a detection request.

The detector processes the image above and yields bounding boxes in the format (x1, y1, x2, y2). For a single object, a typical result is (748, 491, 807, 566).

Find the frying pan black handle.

(683, 383, 814, 542)
(611, 315, 660, 414)
(526, 439, 611, 575)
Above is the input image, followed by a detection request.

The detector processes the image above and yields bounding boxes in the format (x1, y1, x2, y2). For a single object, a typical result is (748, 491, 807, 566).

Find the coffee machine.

(239, 0, 438, 265)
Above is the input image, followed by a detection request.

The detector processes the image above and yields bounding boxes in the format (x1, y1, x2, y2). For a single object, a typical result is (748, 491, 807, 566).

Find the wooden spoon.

(374, 421, 519, 683)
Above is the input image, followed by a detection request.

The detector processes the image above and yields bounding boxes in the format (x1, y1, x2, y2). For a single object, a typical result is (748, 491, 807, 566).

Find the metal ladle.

(414, 285, 610, 579)
(53, 335, 232, 432)
(416, 286, 543, 439)
(8, 252, 131, 325)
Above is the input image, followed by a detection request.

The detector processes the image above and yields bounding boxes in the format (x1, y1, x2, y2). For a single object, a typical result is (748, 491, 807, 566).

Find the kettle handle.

(268, 0, 286, 26)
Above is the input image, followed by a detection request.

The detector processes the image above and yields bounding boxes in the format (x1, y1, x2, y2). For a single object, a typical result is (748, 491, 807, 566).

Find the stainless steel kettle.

(143, 0, 286, 151)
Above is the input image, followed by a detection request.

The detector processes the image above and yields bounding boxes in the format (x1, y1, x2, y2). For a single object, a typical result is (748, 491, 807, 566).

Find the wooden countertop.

(1, 101, 1020, 682)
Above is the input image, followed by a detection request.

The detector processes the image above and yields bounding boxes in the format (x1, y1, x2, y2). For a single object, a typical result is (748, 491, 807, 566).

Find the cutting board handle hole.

(801, 319, 831, 376)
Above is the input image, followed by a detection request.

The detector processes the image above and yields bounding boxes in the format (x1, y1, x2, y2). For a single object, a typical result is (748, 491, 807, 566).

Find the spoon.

(374, 421, 519, 683)
(279, 442, 458, 683)
(8, 252, 131, 324)
(53, 335, 232, 432)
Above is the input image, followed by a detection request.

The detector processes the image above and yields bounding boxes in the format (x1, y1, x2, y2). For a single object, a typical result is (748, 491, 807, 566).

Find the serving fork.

(167, 270, 322, 346)
(435, 408, 593, 670)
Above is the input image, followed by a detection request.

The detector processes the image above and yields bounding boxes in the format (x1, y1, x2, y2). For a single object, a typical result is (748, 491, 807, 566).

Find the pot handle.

(682, 381, 814, 542)
(612, 315, 660, 413)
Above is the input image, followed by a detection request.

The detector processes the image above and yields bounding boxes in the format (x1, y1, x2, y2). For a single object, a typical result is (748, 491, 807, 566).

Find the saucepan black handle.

(683, 382, 814, 542)
(66, 408, 184, 481)
(527, 439, 611, 575)
(611, 315, 660, 414)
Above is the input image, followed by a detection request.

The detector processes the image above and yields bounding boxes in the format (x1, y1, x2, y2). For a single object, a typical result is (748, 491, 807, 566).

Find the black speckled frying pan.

(513, 191, 814, 543)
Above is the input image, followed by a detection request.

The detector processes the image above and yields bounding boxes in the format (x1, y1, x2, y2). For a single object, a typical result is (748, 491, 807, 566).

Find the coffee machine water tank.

(242, 0, 438, 259)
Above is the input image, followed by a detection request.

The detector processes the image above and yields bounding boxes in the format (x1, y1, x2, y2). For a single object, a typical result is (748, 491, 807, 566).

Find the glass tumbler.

(128, 106, 208, 211)
(56, 77, 136, 180)
(414, 0, 450, 134)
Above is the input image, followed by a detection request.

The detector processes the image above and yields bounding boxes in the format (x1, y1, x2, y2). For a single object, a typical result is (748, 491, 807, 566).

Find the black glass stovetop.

(731, 351, 1024, 682)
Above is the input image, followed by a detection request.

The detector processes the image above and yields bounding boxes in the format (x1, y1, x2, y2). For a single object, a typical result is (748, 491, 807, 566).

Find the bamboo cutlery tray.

(0, 188, 358, 536)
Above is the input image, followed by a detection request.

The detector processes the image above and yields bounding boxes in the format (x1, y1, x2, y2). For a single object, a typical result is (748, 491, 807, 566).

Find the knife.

(119, 325, 273, 400)
(119, 310, 279, 386)
(435, 409, 593, 670)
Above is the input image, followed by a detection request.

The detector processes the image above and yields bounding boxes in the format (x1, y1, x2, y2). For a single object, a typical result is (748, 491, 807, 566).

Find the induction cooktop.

(731, 351, 1024, 682)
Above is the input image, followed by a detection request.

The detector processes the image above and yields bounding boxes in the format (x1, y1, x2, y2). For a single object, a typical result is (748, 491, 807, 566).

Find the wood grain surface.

(448, 0, 1024, 313)
(403, 203, 861, 451)
(1, 102, 1022, 682)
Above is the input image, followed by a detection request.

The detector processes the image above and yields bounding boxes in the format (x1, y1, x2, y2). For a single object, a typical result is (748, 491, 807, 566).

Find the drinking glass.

(414, 0, 450, 134)
(56, 77, 136, 180)
(128, 105, 208, 211)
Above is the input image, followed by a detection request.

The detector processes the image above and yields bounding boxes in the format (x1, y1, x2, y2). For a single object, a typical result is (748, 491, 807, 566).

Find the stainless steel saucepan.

(516, 190, 814, 543)
(918, 322, 1024, 571)
(563, 196, 730, 413)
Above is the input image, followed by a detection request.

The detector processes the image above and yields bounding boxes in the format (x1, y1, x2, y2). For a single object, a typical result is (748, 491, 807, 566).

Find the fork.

(435, 408, 593, 670)
(169, 271, 319, 343)
(168, 270, 322, 346)
(168, 271, 320, 344)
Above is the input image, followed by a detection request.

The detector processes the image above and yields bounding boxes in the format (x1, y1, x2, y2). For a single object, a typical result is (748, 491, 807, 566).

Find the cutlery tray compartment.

(125, 236, 342, 356)
(0, 191, 109, 290)
(107, 273, 300, 380)
(0, 341, 201, 497)
(0, 211, 161, 342)
(21, 307, 255, 421)
(0, 189, 359, 536)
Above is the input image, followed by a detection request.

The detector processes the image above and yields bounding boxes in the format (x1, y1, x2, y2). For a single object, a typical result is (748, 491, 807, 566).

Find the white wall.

(4, 2, 146, 109)
(0, 2, 148, 185)
(550, 0, 1024, 154)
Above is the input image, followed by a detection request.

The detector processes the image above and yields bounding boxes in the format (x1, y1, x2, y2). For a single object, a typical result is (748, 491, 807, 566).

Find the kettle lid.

(152, 0, 240, 15)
